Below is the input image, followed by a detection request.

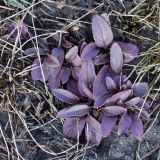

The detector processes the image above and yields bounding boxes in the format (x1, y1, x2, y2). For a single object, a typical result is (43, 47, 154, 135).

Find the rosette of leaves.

(93, 66, 150, 140)
(53, 62, 150, 145)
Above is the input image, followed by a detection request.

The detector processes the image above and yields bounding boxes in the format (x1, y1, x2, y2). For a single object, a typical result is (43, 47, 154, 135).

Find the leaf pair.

(65, 43, 99, 80)
(101, 105, 126, 137)
(101, 106, 148, 140)
(51, 59, 97, 104)
(118, 112, 143, 141)
(59, 113, 102, 146)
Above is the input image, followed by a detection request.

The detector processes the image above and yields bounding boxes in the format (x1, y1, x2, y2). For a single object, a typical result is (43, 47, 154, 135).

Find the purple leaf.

(19, 23, 28, 39)
(5, 22, 28, 39)
(81, 43, 100, 60)
(85, 115, 102, 146)
(49, 73, 61, 90)
(79, 82, 93, 99)
(63, 117, 86, 139)
(78, 60, 96, 97)
(31, 58, 42, 81)
(71, 66, 81, 80)
(100, 13, 111, 26)
(52, 89, 80, 104)
(140, 110, 150, 120)
(136, 99, 150, 110)
(67, 79, 80, 96)
(93, 65, 108, 98)
(117, 112, 132, 135)
(94, 54, 109, 65)
(110, 43, 123, 73)
(43, 54, 60, 78)
(43, 54, 60, 70)
(105, 89, 132, 105)
(94, 92, 111, 108)
(51, 48, 64, 77)
(31, 58, 50, 81)
(129, 114, 143, 141)
(106, 76, 116, 91)
(103, 106, 127, 116)
(125, 97, 141, 107)
(117, 42, 139, 63)
(92, 15, 113, 49)
(60, 67, 71, 84)
(65, 46, 82, 67)
(24, 47, 47, 56)
(125, 80, 133, 89)
(101, 115, 117, 137)
(80, 60, 96, 84)
(117, 100, 124, 106)
(112, 75, 127, 88)
(58, 105, 89, 118)
(51, 48, 64, 66)
(80, 41, 87, 53)
(133, 83, 149, 97)
(5, 22, 17, 38)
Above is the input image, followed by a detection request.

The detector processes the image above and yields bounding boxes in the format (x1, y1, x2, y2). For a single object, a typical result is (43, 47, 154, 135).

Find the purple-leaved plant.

(26, 13, 151, 146)
(94, 66, 150, 140)
(52, 63, 150, 145)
